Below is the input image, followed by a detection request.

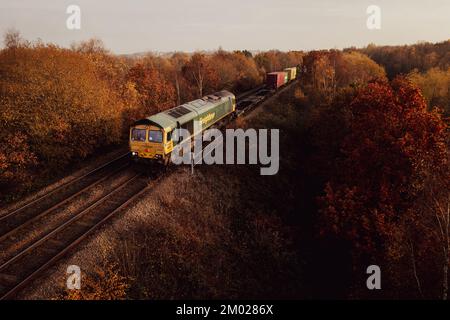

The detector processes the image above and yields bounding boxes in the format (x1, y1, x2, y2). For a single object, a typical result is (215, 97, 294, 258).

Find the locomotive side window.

(131, 128, 146, 142)
(166, 130, 172, 141)
(149, 130, 163, 143)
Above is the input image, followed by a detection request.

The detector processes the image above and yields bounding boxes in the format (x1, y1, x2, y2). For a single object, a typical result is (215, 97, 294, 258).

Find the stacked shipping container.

(266, 72, 287, 89)
(284, 67, 297, 81)
(266, 67, 297, 89)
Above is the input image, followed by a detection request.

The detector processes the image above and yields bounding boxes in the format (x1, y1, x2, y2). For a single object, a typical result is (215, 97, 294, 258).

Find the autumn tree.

(229, 51, 263, 92)
(126, 63, 176, 118)
(301, 51, 338, 104)
(170, 52, 191, 105)
(254, 51, 280, 73)
(336, 51, 386, 88)
(235, 49, 253, 58)
(0, 133, 37, 194)
(3, 28, 28, 49)
(71, 38, 109, 55)
(209, 50, 263, 94)
(71, 39, 133, 103)
(254, 50, 303, 74)
(408, 67, 450, 115)
(0, 41, 125, 195)
(301, 50, 386, 105)
(182, 53, 219, 98)
(359, 40, 450, 78)
(210, 49, 239, 91)
(319, 78, 449, 298)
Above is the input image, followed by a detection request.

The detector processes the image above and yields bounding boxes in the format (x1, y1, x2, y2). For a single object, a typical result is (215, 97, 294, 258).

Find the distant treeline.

(354, 40, 450, 78)
(353, 40, 450, 115)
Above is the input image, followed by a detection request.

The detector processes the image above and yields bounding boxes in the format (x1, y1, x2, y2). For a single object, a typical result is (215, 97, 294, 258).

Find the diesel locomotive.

(129, 90, 236, 164)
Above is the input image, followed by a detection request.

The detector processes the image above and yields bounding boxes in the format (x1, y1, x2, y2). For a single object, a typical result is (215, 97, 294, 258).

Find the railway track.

(0, 152, 135, 298)
(189, 80, 298, 168)
(0, 168, 161, 299)
(0, 152, 130, 224)
(0, 82, 296, 299)
(236, 84, 266, 100)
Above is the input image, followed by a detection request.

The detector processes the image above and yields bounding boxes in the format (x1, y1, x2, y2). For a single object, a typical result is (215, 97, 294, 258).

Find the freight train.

(266, 67, 297, 89)
(129, 67, 297, 164)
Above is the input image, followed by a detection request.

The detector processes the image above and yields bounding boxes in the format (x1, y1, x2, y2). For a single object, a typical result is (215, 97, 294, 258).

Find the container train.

(129, 66, 298, 164)
(266, 67, 297, 89)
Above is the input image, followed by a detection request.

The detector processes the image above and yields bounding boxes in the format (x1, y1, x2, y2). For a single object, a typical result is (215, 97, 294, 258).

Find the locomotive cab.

(129, 123, 174, 163)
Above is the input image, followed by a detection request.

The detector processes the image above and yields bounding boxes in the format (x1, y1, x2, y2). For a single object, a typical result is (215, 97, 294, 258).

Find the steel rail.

(0, 152, 130, 221)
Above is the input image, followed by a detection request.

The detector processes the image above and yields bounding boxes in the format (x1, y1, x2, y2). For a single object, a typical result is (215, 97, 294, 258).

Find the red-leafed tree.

(319, 78, 449, 298)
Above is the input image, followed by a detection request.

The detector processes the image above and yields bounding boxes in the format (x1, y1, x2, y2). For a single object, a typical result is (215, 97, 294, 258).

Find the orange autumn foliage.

(126, 63, 176, 117)
(182, 52, 220, 98)
(0, 32, 290, 199)
(0, 43, 126, 195)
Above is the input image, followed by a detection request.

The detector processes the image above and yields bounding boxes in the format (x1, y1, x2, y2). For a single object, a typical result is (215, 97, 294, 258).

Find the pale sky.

(0, 0, 449, 54)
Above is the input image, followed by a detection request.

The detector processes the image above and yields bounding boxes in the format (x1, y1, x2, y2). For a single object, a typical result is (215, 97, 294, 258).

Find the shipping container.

(284, 67, 297, 81)
(290, 67, 297, 80)
(266, 72, 287, 89)
(283, 72, 288, 83)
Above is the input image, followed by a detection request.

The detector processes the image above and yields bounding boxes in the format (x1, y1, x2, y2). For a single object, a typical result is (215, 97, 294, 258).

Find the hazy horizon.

(1, 0, 449, 54)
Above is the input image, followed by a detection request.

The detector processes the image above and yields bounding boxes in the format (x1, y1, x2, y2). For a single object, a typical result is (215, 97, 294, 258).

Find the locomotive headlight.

(132, 152, 138, 156)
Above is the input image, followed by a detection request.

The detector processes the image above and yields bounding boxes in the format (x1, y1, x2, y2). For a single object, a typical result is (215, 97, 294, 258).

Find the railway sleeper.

(38, 246, 61, 255)
(76, 220, 98, 228)
(0, 273, 19, 285)
(46, 239, 65, 247)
